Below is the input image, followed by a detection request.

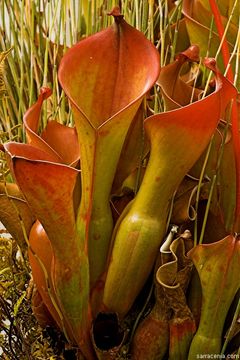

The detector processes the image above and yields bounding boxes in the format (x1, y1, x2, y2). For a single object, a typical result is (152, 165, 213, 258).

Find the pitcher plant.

(0, 2, 240, 359)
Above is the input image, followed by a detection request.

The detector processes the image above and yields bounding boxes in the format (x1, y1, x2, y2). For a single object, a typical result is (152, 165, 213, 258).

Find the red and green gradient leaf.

(4, 142, 94, 359)
(59, 8, 160, 300)
(157, 45, 202, 110)
(188, 235, 240, 356)
(103, 59, 236, 317)
(24, 87, 79, 166)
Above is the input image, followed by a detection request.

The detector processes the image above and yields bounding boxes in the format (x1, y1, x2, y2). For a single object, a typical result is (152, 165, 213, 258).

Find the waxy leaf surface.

(219, 135, 236, 231)
(188, 235, 240, 357)
(103, 59, 236, 317)
(59, 13, 160, 127)
(41, 120, 79, 166)
(157, 45, 202, 110)
(24, 87, 79, 165)
(4, 142, 94, 358)
(112, 105, 146, 194)
(59, 10, 160, 298)
(28, 220, 63, 331)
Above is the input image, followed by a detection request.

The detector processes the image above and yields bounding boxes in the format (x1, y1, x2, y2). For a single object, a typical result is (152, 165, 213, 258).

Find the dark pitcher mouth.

(92, 312, 124, 351)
